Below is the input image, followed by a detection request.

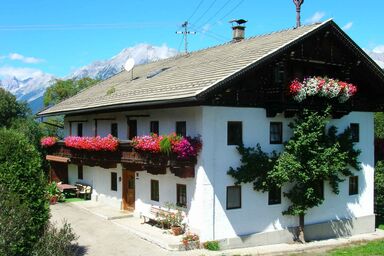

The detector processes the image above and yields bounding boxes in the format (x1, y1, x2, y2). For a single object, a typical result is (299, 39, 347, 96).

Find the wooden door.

(122, 170, 135, 211)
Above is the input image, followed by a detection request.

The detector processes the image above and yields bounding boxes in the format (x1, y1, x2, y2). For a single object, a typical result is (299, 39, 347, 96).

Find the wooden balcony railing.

(46, 141, 197, 178)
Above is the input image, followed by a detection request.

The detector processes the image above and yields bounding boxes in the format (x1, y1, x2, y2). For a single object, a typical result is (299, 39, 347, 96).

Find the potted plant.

(164, 202, 185, 235)
(47, 181, 61, 205)
(181, 232, 200, 250)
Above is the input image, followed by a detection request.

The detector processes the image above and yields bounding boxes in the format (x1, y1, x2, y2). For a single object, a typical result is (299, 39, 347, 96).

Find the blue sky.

(0, 0, 383, 78)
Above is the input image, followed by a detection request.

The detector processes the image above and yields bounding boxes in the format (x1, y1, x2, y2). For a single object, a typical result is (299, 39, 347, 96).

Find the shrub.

(203, 240, 220, 251)
(375, 161, 384, 217)
(32, 222, 79, 256)
(0, 185, 34, 256)
(0, 129, 49, 254)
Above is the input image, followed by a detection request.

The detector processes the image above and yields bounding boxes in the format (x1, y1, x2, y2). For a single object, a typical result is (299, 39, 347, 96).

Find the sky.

(0, 0, 383, 79)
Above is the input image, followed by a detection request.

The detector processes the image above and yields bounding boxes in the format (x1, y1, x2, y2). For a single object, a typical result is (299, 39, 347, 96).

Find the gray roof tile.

(39, 21, 328, 116)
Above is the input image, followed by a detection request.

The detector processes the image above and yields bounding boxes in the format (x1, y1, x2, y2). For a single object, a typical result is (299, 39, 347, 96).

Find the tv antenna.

(123, 58, 135, 80)
(293, 0, 304, 28)
(176, 21, 196, 54)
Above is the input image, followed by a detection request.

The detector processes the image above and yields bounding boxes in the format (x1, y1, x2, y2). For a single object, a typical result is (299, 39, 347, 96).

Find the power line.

(189, 23, 228, 43)
(0, 22, 174, 31)
(197, 0, 233, 28)
(217, 0, 245, 23)
(187, 0, 205, 22)
(191, 0, 218, 26)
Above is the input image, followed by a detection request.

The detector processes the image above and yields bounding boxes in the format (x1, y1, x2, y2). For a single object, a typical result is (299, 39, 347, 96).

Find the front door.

(122, 170, 135, 211)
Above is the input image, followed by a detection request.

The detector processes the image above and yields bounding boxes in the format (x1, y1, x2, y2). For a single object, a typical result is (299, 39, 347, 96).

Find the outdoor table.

(57, 183, 78, 194)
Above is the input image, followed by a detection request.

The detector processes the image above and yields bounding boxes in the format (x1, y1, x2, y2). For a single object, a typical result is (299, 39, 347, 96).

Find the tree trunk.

(297, 213, 305, 243)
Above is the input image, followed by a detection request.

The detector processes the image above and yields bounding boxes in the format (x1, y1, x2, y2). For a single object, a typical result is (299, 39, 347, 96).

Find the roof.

(38, 19, 383, 116)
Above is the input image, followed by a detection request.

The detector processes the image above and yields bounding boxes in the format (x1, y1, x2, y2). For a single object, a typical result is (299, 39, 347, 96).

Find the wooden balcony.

(46, 141, 197, 178)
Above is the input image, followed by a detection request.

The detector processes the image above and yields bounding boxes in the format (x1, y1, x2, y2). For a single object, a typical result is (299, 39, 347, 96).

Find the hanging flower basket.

(289, 76, 357, 103)
(64, 134, 119, 151)
(41, 136, 58, 148)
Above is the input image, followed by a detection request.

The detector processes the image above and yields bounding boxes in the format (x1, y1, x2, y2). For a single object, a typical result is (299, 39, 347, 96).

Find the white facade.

(63, 106, 375, 242)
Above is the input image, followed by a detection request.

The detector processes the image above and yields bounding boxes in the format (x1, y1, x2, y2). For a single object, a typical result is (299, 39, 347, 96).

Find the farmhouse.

(39, 19, 384, 247)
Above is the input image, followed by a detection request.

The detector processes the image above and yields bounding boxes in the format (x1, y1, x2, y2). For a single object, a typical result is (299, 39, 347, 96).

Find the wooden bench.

(141, 206, 173, 228)
(75, 183, 92, 200)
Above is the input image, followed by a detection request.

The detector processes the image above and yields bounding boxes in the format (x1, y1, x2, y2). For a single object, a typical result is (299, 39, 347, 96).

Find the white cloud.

(202, 24, 211, 34)
(8, 53, 43, 64)
(305, 12, 325, 24)
(0, 66, 45, 80)
(373, 45, 384, 54)
(342, 22, 353, 30)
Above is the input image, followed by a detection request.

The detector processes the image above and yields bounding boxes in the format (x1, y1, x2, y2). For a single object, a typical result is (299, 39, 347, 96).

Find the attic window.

(146, 67, 169, 79)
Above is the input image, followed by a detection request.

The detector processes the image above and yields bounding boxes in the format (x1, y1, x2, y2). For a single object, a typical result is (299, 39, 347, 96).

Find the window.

(77, 123, 83, 137)
(270, 122, 283, 144)
(77, 165, 83, 180)
(150, 121, 159, 134)
(128, 120, 137, 140)
(268, 186, 281, 205)
(111, 123, 118, 137)
(151, 180, 159, 201)
(111, 172, 117, 191)
(226, 186, 241, 209)
(350, 123, 359, 142)
(176, 184, 187, 208)
(314, 180, 324, 199)
(176, 121, 186, 137)
(349, 176, 359, 195)
(227, 122, 242, 145)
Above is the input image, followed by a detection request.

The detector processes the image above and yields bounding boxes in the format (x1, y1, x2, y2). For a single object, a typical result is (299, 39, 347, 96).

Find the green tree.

(374, 112, 384, 139)
(375, 161, 384, 218)
(0, 88, 29, 127)
(0, 129, 49, 254)
(43, 77, 99, 107)
(228, 108, 361, 243)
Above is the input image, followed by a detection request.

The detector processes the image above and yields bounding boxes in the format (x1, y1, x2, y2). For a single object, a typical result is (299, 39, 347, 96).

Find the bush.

(375, 161, 384, 217)
(0, 185, 34, 256)
(0, 129, 49, 254)
(203, 240, 220, 251)
(32, 222, 79, 256)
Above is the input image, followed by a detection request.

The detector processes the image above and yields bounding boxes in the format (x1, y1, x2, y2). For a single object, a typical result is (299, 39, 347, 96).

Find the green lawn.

(63, 197, 85, 203)
(327, 240, 384, 255)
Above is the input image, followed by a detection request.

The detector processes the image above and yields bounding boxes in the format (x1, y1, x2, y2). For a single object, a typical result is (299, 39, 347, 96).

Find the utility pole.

(176, 21, 196, 54)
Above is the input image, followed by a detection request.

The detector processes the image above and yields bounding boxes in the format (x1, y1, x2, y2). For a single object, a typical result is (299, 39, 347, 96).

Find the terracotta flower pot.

(49, 195, 58, 205)
(171, 226, 183, 236)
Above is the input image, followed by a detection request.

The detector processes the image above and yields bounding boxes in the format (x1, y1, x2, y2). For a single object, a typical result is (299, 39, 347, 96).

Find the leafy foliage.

(43, 77, 99, 107)
(0, 185, 34, 256)
(32, 222, 79, 256)
(0, 87, 29, 127)
(375, 112, 384, 139)
(375, 161, 384, 217)
(203, 240, 220, 251)
(0, 129, 49, 254)
(228, 107, 361, 241)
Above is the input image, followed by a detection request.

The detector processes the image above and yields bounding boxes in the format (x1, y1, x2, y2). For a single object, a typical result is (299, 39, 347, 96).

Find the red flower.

(64, 135, 119, 151)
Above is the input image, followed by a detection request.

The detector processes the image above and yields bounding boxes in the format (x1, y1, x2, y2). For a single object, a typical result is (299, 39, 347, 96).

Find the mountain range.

(0, 43, 178, 113)
(0, 44, 383, 113)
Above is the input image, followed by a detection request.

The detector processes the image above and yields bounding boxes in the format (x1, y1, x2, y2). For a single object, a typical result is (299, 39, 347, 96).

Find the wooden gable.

(201, 21, 384, 116)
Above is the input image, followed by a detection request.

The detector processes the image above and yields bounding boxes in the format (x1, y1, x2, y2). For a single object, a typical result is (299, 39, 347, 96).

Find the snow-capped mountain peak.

(69, 43, 178, 80)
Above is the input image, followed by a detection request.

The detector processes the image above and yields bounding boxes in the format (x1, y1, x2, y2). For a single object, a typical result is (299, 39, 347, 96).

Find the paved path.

(51, 203, 384, 256)
(51, 203, 171, 256)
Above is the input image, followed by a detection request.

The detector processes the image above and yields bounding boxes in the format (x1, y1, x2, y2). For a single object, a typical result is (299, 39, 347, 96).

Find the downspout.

(212, 108, 217, 240)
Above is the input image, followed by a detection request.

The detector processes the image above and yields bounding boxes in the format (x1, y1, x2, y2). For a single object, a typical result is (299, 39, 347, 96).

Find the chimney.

(230, 19, 247, 42)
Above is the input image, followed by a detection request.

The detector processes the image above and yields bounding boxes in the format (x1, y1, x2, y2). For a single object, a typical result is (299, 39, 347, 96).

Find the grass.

(63, 197, 85, 203)
(327, 240, 384, 255)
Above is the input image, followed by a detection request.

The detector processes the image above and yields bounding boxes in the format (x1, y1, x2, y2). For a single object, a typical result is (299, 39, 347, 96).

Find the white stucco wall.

(199, 106, 374, 241)
(64, 106, 202, 139)
(63, 106, 374, 242)
(68, 164, 123, 209)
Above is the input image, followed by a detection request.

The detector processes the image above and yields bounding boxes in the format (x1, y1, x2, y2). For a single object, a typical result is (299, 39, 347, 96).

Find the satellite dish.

(124, 58, 135, 72)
